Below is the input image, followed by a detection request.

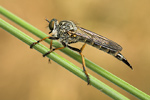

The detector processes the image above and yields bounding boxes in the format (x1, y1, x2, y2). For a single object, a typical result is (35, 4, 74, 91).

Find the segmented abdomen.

(79, 37, 119, 56)
(90, 39, 118, 56)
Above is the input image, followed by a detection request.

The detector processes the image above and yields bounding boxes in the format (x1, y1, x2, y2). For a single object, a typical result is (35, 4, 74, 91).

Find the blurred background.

(1, 0, 150, 100)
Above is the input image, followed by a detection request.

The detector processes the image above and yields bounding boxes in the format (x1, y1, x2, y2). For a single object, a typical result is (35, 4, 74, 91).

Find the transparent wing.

(77, 27, 122, 51)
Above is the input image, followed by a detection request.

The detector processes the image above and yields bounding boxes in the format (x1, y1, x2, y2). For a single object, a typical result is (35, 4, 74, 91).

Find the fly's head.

(46, 18, 59, 37)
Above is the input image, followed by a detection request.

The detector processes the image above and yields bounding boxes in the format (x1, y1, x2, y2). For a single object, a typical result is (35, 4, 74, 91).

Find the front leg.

(30, 37, 59, 48)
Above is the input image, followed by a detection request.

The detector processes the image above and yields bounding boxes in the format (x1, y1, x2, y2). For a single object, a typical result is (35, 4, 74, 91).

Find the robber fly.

(30, 18, 133, 85)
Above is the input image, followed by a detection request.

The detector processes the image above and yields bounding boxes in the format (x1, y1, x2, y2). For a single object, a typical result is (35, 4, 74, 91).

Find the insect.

(30, 18, 133, 85)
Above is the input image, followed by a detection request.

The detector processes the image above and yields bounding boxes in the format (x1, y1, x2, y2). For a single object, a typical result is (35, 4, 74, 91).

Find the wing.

(77, 27, 122, 51)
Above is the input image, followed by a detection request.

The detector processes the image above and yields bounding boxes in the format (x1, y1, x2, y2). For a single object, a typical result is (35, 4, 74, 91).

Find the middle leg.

(48, 39, 53, 63)
(43, 42, 66, 57)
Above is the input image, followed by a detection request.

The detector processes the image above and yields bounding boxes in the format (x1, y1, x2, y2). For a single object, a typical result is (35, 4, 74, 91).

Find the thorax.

(58, 21, 80, 44)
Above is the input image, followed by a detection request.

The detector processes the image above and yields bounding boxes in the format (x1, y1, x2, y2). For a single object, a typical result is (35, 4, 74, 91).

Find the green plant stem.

(1, 18, 131, 100)
(1, 6, 150, 100)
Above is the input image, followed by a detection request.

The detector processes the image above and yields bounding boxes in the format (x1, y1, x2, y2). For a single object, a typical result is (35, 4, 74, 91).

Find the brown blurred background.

(1, 0, 150, 100)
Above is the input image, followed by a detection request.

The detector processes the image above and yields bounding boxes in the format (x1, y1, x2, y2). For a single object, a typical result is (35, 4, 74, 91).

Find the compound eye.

(49, 20, 54, 31)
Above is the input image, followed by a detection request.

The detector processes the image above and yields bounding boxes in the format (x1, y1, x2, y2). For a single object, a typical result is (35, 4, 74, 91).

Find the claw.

(43, 54, 47, 57)
(86, 75, 90, 85)
(43, 51, 50, 57)
(30, 43, 35, 49)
